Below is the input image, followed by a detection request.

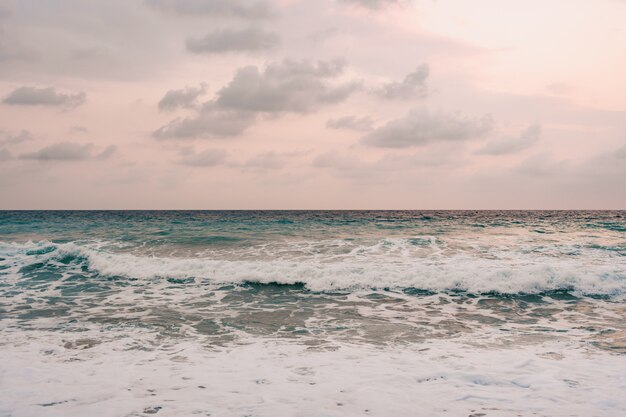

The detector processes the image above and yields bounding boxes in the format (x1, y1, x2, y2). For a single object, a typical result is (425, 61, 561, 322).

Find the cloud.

(327, 115, 374, 132)
(476, 124, 541, 155)
(96, 145, 117, 159)
(155, 59, 360, 138)
(362, 108, 494, 148)
(3, 86, 86, 109)
(154, 102, 256, 139)
(178, 148, 228, 166)
(146, 0, 272, 19)
(244, 151, 286, 170)
(19, 142, 93, 161)
(375, 64, 429, 100)
(215, 59, 360, 113)
(186, 27, 279, 54)
(338, 0, 401, 9)
(159, 84, 207, 111)
(0, 130, 33, 145)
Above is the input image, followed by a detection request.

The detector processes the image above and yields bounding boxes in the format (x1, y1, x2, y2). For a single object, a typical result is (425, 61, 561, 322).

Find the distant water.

(1, 211, 625, 416)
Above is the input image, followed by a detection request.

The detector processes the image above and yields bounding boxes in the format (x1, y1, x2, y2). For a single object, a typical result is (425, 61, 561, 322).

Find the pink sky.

(0, 0, 625, 209)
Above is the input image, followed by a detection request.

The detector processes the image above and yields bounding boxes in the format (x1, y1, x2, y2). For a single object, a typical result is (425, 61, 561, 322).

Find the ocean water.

(0, 210, 625, 416)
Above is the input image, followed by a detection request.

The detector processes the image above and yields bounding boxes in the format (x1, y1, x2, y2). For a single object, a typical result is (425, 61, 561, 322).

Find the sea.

(0, 210, 624, 416)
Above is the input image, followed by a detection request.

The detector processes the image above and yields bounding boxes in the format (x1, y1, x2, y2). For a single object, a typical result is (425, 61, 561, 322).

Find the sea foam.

(1, 330, 624, 417)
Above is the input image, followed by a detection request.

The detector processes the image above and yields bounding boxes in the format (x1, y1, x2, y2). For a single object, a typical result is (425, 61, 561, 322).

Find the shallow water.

(1, 211, 625, 416)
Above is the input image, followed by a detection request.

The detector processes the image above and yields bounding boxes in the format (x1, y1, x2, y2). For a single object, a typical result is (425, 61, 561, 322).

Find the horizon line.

(1, 209, 625, 212)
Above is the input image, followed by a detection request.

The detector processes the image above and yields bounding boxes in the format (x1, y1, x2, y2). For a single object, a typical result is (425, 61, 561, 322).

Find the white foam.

(0, 329, 624, 417)
(1, 240, 625, 295)
(2, 242, 626, 296)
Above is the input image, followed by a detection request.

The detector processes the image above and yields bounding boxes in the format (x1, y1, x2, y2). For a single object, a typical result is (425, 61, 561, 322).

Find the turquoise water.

(1, 211, 625, 416)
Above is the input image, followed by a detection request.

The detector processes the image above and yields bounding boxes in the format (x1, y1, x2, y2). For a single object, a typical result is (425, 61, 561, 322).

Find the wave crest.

(1, 240, 625, 296)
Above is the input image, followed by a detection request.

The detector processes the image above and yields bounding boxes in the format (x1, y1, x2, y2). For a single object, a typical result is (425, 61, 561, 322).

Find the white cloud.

(154, 103, 257, 139)
(159, 84, 207, 111)
(375, 64, 429, 100)
(215, 59, 359, 113)
(96, 145, 117, 160)
(155, 59, 361, 139)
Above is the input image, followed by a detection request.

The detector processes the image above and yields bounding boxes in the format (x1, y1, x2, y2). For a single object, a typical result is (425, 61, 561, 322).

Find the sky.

(0, 0, 625, 209)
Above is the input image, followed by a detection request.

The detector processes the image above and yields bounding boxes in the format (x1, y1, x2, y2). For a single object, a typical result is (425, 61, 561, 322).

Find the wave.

(1, 240, 625, 296)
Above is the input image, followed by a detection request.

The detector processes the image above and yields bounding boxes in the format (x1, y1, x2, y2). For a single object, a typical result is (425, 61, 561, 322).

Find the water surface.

(1, 211, 625, 416)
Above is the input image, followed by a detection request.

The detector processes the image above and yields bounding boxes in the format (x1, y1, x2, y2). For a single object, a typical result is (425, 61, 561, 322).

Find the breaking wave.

(2, 240, 625, 296)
